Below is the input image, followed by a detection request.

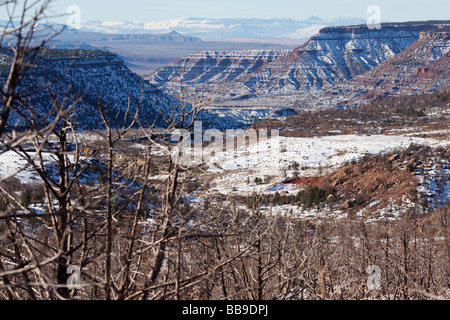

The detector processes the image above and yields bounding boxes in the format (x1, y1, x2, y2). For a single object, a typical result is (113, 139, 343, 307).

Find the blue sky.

(3, 0, 450, 22)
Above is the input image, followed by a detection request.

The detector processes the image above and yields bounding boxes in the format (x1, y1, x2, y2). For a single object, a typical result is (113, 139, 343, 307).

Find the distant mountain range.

(79, 16, 367, 40)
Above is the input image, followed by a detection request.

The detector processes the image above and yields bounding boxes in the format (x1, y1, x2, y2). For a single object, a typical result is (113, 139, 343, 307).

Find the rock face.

(248, 24, 429, 94)
(315, 30, 450, 107)
(149, 50, 290, 100)
(149, 22, 448, 106)
(365, 31, 450, 92)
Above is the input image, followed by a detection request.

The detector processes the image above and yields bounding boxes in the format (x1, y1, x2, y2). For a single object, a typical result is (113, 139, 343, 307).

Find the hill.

(0, 48, 178, 129)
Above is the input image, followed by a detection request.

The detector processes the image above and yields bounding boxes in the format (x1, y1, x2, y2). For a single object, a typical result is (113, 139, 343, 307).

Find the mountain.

(149, 50, 291, 98)
(353, 31, 450, 97)
(238, 24, 424, 94)
(0, 48, 178, 129)
(80, 17, 367, 40)
(6, 23, 298, 75)
(4, 22, 449, 132)
(147, 49, 304, 129)
(145, 21, 450, 128)
(149, 22, 449, 106)
(44, 27, 203, 45)
(309, 29, 450, 108)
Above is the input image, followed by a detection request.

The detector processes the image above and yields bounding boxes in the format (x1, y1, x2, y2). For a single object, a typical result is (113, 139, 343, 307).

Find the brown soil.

(284, 154, 419, 216)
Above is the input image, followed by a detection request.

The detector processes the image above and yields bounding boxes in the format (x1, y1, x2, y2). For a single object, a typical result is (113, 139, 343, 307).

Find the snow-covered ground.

(0, 150, 89, 184)
(0, 151, 53, 183)
(417, 162, 450, 208)
(204, 132, 449, 196)
(1, 130, 448, 222)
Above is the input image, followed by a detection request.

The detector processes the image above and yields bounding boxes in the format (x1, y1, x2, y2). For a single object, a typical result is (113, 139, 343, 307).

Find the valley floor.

(1, 127, 448, 224)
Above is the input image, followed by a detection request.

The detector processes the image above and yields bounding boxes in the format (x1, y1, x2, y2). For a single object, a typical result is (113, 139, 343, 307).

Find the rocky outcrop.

(149, 50, 290, 98)
(251, 24, 429, 93)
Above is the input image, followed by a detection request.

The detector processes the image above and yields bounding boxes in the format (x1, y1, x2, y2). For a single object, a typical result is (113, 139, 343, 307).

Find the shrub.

(20, 189, 32, 208)
(363, 163, 373, 172)
(406, 162, 416, 173)
(186, 182, 200, 194)
(386, 159, 393, 171)
(254, 177, 263, 185)
(296, 186, 337, 209)
(0, 198, 7, 211)
(289, 161, 300, 171)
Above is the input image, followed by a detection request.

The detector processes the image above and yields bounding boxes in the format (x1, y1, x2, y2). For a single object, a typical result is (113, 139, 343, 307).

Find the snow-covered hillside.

(150, 50, 290, 89)
(315, 31, 450, 107)
(0, 48, 179, 129)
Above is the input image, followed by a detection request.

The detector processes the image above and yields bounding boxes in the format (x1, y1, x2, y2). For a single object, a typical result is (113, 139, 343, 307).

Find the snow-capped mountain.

(244, 23, 430, 94)
(149, 22, 450, 108)
(80, 16, 367, 40)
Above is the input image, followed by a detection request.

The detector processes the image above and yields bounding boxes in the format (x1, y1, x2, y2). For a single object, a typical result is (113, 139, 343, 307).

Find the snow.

(203, 133, 449, 197)
(281, 25, 326, 39)
(0, 150, 93, 185)
(0, 151, 45, 183)
(417, 162, 450, 208)
(266, 183, 286, 192)
(1, 131, 447, 222)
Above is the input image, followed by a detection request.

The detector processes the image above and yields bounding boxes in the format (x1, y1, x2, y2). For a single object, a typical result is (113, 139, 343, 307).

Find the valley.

(0, 4, 449, 301)
(2, 19, 449, 226)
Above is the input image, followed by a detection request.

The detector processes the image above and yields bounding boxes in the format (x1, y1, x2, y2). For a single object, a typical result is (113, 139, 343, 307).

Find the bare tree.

(0, 0, 62, 137)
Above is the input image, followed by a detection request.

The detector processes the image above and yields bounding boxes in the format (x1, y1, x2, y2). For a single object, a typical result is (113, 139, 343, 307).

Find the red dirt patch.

(284, 176, 323, 186)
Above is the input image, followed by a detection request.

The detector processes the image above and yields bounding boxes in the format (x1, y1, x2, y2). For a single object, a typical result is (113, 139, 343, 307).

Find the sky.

(2, 0, 450, 23)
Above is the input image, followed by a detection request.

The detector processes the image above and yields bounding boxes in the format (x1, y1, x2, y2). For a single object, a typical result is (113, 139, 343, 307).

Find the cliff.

(315, 31, 450, 106)
(149, 22, 448, 105)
